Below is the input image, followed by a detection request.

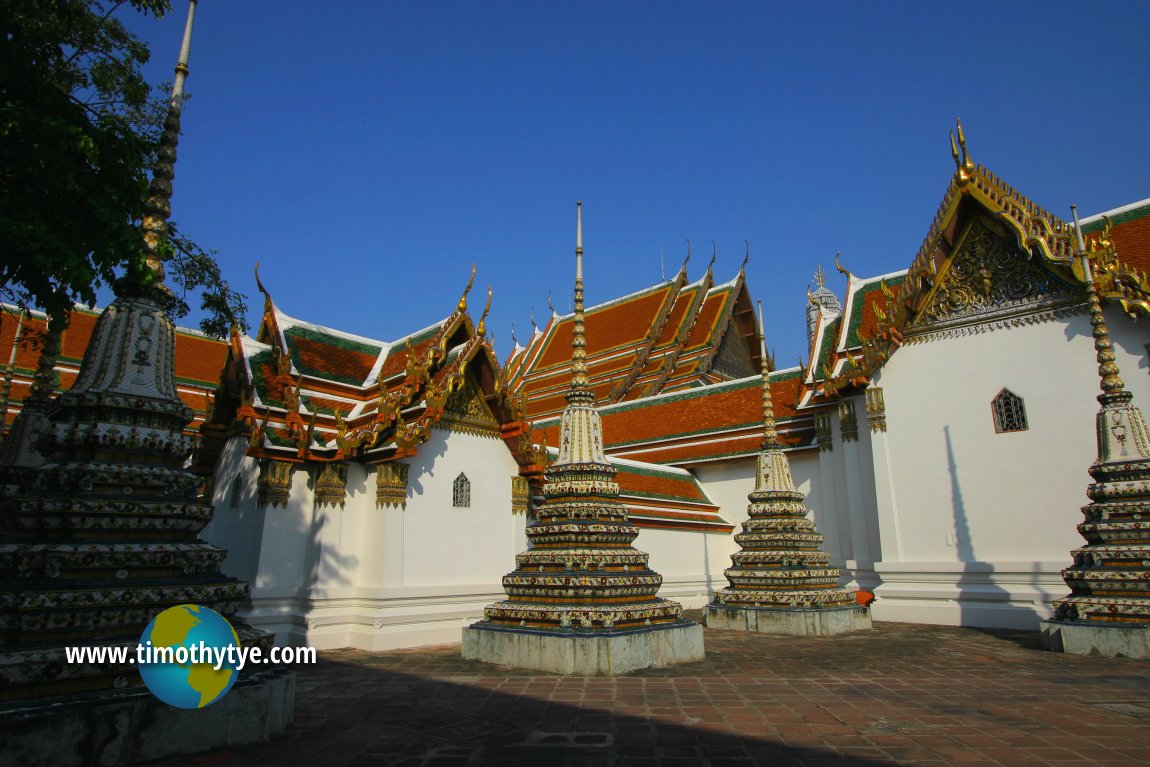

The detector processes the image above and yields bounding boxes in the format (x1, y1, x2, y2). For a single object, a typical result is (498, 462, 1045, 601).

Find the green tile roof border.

(842, 273, 907, 350)
(283, 325, 383, 386)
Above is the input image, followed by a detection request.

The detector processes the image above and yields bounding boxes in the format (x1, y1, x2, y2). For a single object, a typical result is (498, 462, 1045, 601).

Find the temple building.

(3, 127, 1149, 653)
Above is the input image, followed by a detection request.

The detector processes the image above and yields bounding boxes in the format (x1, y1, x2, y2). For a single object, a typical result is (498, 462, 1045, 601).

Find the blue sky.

(126, 2, 1150, 367)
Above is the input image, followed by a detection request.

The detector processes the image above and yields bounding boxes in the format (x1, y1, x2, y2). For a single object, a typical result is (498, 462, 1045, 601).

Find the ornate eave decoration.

(865, 386, 887, 433)
(838, 400, 858, 443)
(375, 461, 408, 508)
(435, 373, 501, 438)
(313, 462, 348, 508)
(817, 119, 1150, 401)
(814, 412, 833, 452)
(257, 459, 293, 508)
(511, 474, 530, 515)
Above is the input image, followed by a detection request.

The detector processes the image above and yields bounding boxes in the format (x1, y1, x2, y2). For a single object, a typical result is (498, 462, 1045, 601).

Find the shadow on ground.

(152, 617, 1150, 767)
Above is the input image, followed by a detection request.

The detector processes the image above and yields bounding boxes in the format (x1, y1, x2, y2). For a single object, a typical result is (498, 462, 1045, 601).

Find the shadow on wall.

(945, 425, 1036, 629)
(300, 467, 359, 590)
(405, 427, 451, 500)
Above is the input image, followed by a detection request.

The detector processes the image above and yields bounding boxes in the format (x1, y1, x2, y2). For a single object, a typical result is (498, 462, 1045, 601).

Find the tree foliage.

(0, 0, 246, 337)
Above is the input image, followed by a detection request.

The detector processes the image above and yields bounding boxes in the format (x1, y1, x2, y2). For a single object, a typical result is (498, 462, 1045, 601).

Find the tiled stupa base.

(703, 603, 872, 636)
(462, 621, 704, 675)
(1041, 620, 1150, 659)
(0, 668, 294, 767)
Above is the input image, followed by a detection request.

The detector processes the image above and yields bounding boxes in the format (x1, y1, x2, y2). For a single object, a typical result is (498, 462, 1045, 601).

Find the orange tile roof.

(684, 287, 730, 349)
(598, 372, 804, 448)
(654, 284, 700, 347)
(533, 284, 675, 370)
(614, 465, 712, 504)
(1083, 200, 1150, 276)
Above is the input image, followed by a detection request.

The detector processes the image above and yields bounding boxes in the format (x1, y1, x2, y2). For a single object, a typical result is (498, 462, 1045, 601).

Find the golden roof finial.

(708, 241, 717, 273)
(951, 118, 974, 183)
(834, 250, 853, 282)
(814, 264, 827, 288)
(254, 261, 274, 313)
(476, 286, 493, 337)
(741, 240, 750, 273)
(457, 263, 477, 313)
(679, 239, 692, 277)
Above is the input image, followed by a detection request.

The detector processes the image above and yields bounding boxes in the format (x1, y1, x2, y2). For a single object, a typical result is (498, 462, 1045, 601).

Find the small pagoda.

(1041, 215, 1150, 658)
(0, 3, 291, 762)
(462, 203, 704, 674)
(704, 304, 870, 635)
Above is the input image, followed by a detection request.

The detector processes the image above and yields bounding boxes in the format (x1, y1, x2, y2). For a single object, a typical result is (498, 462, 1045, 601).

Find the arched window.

(453, 472, 471, 508)
(991, 388, 1028, 433)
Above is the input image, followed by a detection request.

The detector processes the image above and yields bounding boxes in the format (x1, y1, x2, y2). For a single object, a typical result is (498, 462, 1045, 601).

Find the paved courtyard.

(163, 615, 1150, 766)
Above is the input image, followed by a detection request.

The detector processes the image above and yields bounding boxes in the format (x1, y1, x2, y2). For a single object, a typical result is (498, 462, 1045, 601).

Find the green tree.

(0, 0, 245, 337)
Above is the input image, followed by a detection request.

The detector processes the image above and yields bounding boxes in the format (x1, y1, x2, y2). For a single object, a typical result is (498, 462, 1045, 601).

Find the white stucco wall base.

(870, 560, 1068, 630)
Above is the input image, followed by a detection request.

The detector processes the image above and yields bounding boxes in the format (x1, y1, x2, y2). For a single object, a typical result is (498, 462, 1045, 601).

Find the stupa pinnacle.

(462, 203, 704, 674)
(704, 300, 871, 635)
(1041, 209, 1150, 658)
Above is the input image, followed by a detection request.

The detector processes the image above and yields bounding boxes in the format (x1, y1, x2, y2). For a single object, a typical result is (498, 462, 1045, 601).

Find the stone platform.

(462, 621, 704, 675)
(703, 603, 871, 636)
(0, 669, 294, 767)
(1042, 619, 1150, 659)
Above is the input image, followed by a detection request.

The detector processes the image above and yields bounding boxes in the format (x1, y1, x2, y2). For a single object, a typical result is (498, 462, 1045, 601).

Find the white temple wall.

(814, 408, 883, 590)
(397, 428, 525, 587)
(637, 526, 734, 609)
(206, 427, 527, 651)
(868, 306, 1150, 629)
(691, 457, 755, 531)
(204, 435, 263, 584)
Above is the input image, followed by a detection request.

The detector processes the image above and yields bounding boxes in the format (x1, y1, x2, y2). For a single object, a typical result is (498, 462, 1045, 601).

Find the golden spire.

(758, 300, 780, 450)
(1073, 205, 1126, 399)
(570, 201, 589, 395)
(814, 264, 827, 288)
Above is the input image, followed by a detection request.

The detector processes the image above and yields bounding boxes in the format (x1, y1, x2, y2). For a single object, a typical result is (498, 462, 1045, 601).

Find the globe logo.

(137, 604, 242, 709)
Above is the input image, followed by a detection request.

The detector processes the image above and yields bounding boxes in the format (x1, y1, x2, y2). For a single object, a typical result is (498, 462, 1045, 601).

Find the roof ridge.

(1080, 197, 1150, 225)
(273, 308, 388, 349)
